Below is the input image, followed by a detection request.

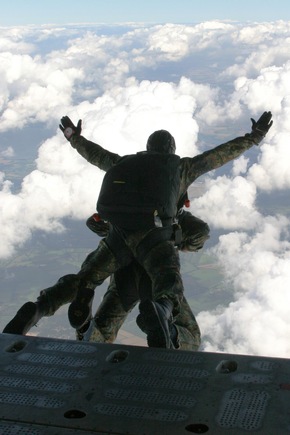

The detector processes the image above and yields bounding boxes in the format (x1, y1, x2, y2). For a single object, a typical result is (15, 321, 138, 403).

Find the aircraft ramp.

(0, 332, 289, 434)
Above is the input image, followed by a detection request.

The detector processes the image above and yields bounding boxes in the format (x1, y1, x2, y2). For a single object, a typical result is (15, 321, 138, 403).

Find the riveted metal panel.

(1, 333, 290, 434)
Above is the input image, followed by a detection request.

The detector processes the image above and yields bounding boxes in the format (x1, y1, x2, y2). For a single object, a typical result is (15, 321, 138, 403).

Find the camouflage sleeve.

(180, 133, 260, 190)
(70, 135, 121, 171)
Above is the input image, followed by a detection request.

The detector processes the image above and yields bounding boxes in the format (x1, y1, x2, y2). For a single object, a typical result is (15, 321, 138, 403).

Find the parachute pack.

(97, 152, 181, 231)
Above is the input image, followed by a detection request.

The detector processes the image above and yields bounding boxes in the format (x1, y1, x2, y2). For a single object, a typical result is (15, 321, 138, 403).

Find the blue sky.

(1, 0, 290, 25)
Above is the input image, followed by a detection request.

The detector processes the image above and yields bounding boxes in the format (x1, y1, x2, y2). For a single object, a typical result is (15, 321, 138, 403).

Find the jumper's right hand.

(59, 116, 82, 140)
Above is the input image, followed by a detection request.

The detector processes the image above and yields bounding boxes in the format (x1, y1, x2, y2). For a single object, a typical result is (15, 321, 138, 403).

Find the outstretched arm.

(181, 111, 273, 189)
(59, 116, 121, 171)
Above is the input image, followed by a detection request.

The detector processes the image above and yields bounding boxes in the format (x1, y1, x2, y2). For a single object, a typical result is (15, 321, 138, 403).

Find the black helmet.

(146, 130, 176, 154)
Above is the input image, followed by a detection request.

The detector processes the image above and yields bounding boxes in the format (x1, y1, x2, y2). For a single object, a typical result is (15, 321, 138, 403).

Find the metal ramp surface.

(0, 333, 290, 434)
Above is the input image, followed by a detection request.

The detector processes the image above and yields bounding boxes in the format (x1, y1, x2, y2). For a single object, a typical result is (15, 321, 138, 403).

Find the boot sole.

(3, 302, 37, 335)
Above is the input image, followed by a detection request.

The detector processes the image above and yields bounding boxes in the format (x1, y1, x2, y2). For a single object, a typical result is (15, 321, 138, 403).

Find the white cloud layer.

(1, 21, 290, 357)
(198, 215, 290, 357)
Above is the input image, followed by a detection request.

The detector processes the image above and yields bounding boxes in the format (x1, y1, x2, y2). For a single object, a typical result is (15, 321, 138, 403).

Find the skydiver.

(3, 111, 273, 349)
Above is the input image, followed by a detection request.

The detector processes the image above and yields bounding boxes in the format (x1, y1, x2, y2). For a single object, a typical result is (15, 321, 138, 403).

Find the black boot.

(137, 298, 175, 349)
(68, 288, 95, 329)
(3, 301, 43, 335)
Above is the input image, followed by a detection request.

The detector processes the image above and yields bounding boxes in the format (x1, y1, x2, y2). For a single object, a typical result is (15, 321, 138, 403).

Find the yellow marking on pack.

(113, 180, 126, 184)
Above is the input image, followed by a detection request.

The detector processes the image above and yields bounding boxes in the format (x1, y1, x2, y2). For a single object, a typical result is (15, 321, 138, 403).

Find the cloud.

(0, 51, 83, 130)
(192, 175, 260, 230)
(1, 21, 290, 357)
(223, 21, 290, 77)
(198, 215, 290, 357)
(0, 147, 14, 158)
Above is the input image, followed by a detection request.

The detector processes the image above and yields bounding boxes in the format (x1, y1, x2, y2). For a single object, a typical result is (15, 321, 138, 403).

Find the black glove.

(59, 116, 82, 140)
(250, 111, 273, 144)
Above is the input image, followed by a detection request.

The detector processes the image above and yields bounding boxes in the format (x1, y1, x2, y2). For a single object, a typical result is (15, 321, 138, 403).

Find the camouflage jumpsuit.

(35, 131, 261, 349)
(80, 211, 208, 350)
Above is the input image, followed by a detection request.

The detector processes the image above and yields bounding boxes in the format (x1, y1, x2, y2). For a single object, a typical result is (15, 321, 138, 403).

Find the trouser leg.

(174, 295, 201, 351)
(69, 239, 123, 329)
(141, 240, 184, 316)
(83, 275, 137, 343)
(135, 240, 184, 349)
(80, 260, 146, 343)
(77, 239, 121, 286)
(37, 274, 80, 316)
(35, 239, 111, 317)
